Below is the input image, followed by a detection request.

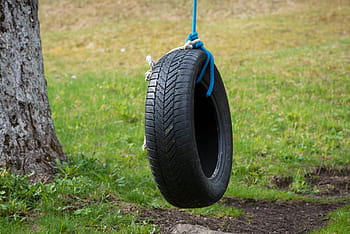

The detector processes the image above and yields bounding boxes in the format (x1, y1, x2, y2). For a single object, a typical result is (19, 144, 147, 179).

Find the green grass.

(0, 156, 159, 233)
(1, 0, 349, 233)
(311, 205, 350, 234)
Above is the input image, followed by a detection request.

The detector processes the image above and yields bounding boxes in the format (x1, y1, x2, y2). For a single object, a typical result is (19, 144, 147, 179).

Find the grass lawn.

(1, 0, 349, 233)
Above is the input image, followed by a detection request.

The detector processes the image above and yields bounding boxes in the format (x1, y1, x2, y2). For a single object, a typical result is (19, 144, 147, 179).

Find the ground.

(136, 167, 349, 233)
(139, 199, 344, 233)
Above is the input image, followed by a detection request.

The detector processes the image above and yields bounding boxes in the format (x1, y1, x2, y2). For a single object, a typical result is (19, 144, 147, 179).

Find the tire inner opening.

(194, 82, 219, 178)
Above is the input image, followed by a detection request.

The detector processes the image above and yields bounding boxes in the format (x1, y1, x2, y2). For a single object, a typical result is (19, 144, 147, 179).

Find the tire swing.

(144, 0, 232, 208)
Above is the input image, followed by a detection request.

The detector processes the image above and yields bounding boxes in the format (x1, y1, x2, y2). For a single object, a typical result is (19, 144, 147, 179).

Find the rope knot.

(186, 32, 215, 97)
(145, 55, 156, 81)
(186, 32, 204, 49)
(145, 33, 214, 96)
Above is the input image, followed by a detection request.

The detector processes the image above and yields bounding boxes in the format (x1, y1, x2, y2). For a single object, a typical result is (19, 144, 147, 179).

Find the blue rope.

(192, 0, 197, 33)
(187, 0, 215, 97)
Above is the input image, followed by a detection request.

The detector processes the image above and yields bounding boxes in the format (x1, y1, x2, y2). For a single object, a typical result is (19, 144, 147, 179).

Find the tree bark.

(0, 0, 66, 181)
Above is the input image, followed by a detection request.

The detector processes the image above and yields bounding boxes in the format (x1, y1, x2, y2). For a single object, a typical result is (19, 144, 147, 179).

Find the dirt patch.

(307, 167, 350, 198)
(271, 176, 294, 190)
(272, 166, 350, 198)
(138, 198, 346, 233)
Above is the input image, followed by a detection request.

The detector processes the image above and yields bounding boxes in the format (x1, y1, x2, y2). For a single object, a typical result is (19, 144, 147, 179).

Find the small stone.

(170, 224, 234, 234)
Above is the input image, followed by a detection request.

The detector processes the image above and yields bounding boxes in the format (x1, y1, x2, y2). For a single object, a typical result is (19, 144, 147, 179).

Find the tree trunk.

(0, 0, 66, 182)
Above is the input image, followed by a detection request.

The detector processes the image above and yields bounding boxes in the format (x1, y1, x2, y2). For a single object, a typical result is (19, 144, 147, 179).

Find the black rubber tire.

(145, 49, 232, 208)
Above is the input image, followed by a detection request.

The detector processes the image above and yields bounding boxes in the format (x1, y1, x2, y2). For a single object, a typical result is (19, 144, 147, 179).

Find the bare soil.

(137, 167, 349, 233)
(307, 167, 350, 198)
(272, 166, 350, 198)
(138, 198, 346, 233)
